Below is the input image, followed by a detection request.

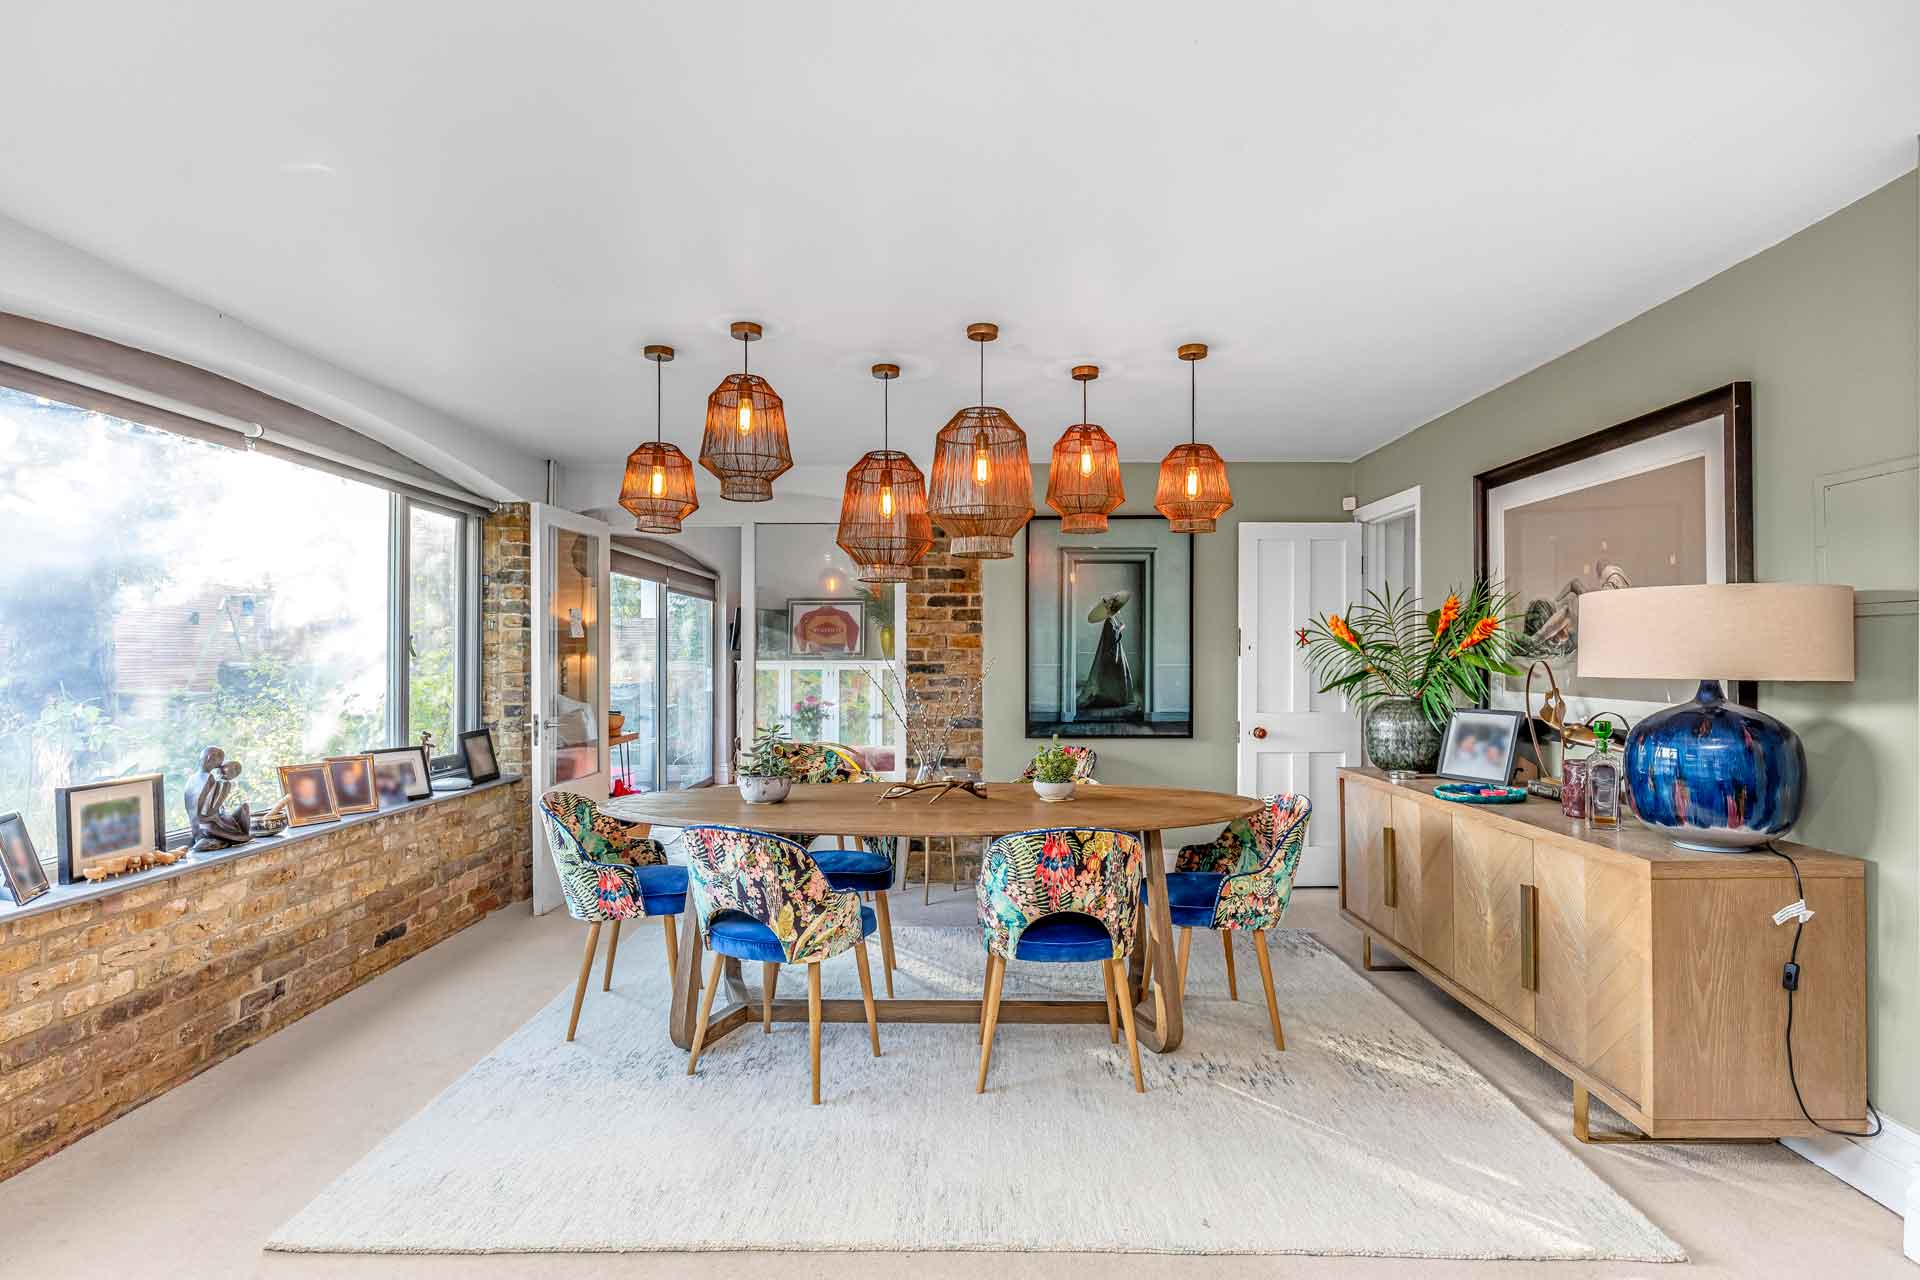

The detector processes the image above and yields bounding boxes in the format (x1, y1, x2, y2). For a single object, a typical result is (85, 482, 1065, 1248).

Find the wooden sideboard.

(1338, 768, 1869, 1140)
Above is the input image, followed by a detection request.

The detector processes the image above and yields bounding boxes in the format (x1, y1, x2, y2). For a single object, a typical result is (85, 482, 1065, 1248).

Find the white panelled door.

(1236, 522, 1362, 887)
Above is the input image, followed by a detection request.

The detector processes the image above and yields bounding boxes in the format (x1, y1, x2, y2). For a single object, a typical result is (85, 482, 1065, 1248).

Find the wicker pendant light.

(1045, 364, 1123, 533)
(928, 322, 1033, 559)
(837, 363, 933, 584)
(617, 344, 700, 534)
(1155, 342, 1232, 533)
(699, 320, 793, 501)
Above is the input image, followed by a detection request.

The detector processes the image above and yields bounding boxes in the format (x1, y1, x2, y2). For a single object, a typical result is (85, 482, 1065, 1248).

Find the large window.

(0, 384, 478, 864)
(749, 524, 902, 773)
(609, 560, 715, 793)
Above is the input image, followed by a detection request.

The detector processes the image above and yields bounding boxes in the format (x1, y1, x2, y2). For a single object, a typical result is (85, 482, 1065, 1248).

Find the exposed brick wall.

(904, 529, 984, 776)
(481, 503, 532, 779)
(0, 780, 530, 1181)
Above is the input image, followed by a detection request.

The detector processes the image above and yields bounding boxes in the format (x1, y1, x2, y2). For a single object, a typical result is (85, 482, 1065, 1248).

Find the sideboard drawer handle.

(1519, 882, 1539, 992)
(1382, 826, 1398, 910)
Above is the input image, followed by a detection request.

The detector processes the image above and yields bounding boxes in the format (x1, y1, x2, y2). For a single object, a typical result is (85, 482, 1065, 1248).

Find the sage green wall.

(982, 462, 1351, 811)
(1353, 170, 1920, 1126)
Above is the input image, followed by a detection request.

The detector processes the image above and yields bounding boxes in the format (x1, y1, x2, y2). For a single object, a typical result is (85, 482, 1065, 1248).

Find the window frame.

(608, 567, 719, 793)
(388, 493, 481, 774)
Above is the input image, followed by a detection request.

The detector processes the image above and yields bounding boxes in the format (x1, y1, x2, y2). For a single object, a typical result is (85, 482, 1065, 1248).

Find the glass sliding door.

(609, 559, 717, 792)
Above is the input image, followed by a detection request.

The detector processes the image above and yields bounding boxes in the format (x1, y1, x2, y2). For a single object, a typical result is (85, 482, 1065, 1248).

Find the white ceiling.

(1, 2, 1915, 475)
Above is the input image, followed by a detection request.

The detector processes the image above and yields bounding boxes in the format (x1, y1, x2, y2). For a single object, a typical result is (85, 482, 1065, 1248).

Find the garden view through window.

(0, 384, 474, 866)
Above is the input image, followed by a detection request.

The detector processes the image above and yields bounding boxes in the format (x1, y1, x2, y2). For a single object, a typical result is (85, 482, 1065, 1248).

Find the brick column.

(905, 530, 984, 775)
(481, 504, 531, 781)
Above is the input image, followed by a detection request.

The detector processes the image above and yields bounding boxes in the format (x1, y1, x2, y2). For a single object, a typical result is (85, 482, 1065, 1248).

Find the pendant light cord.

(1081, 377, 1088, 424)
(741, 333, 750, 380)
(978, 340, 985, 408)
(1190, 355, 1197, 445)
(654, 353, 663, 444)
(882, 372, 890, 452)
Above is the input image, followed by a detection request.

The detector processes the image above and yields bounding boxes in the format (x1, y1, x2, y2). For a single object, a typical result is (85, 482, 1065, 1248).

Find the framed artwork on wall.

(788, 598, 863, 655)
(1474, 383, 1754, 728)
(1025, 516, 1194, 738)
(54, 773, 166, 885)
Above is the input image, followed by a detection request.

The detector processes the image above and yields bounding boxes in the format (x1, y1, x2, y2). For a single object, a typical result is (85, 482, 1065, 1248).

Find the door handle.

(1382, 826, 1398, 909)
(1519, 883, 1539, 992)
(1251, 726, 1268, 739)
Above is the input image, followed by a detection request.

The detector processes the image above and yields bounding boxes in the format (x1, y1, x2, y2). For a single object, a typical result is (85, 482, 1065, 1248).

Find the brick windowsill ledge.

(0, 775, 532, 1180)
(0, 775, 522, 924)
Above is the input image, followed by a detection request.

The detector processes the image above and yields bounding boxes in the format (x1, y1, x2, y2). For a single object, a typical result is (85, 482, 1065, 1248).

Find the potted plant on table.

(737, 723, 798, 804)
(1029, 736, 1079, 802)
(1296, 584, 1521, 780)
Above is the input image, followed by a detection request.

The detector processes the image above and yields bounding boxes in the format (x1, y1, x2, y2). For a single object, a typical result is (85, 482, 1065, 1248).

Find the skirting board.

(1783, 1113, 1920, 1262)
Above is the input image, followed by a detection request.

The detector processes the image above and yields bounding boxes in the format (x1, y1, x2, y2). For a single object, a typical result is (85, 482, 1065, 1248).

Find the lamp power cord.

(1760, 841, 1882, 1139)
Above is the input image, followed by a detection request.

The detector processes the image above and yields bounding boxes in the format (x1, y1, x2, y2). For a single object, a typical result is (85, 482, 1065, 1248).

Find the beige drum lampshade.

(1576, 584, 1855, 682)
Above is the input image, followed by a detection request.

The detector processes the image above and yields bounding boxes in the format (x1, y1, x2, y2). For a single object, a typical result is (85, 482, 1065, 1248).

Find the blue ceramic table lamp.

(1575, 584, 1854, 850)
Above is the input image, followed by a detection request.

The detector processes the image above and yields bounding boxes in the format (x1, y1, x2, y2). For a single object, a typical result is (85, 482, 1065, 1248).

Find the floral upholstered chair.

(1015, 744, 1099, 783)
(539, 789, 687, 1042)
(776, 741, 902, 998)
(1145, 793, 1311, 1050)
(975, 826, 1147, 1093)
(681, 824, 882, 1105)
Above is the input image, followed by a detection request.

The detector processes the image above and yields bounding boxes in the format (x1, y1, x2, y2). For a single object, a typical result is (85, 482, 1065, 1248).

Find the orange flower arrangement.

(1296, 583, 1520, 729)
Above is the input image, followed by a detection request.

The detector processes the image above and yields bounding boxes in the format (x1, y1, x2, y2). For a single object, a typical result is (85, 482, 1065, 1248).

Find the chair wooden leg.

(1178, 926, 1194, 998)
(1137, 932, 1154, 1006)
(686, 950, 725, 1074)
(806, 962, 824, 1106)
(949, 836, 960, 892)
(979, 951, 991, 1043)
(566, 922, 601, 1042)
(853, 940, 881, 1057)
(1253, 929, 1284, 1050)
(1221, 929, 1238, 1001)
(661, 915, 679, 983)
(602, 919, 621, 991)
(976, 953, 1006, 1093)
(920, 837, 932, 905)
(1101, 957, 1119, 1043)
(762, 962, 780, 1033)
(1111, 958, 1144, 1092)
(873, 891, 896, 998)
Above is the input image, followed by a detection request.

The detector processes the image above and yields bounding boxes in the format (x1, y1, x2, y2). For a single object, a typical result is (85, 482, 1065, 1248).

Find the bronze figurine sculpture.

(185, 746, 253, 851)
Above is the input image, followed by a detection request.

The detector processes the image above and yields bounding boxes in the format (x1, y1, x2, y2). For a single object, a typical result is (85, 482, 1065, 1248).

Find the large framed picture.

(1475, 383, 1754, 727)
(788, 599, 863, 655)
(0, 811, 51, 905)
(1025, 516, 1194, 738)
(54, 774, 166, 885)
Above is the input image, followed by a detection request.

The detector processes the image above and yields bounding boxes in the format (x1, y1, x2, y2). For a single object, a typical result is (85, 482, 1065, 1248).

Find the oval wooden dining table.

(603, 782, 1260, 1055)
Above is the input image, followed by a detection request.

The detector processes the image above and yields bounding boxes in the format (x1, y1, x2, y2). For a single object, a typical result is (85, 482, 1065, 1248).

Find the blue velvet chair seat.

(811, 847, 894, 893)
(1142, 871, 1225, 929)
(632, 863, 689, 916)
(707, 905, 878, 964)
(1011, 913, 1117, 964)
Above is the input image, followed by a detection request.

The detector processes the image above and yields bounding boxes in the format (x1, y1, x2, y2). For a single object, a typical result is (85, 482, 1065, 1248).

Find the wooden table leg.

(1130, 829, 1184, 1053)
(668, 908, 702, 1049)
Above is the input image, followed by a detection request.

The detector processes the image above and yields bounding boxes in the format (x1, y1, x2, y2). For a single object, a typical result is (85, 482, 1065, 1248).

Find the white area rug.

(269, 926, 1683, 1261)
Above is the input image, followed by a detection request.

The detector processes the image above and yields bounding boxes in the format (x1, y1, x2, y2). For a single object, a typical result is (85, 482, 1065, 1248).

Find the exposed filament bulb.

(973, 447, 990, 485)
(736, 395, 753, 434)
(650, 466, 666, 497)
(880, 485, 894, 518)
(1185, 465, 1200, 497)
(1079, 444, 1093, 476)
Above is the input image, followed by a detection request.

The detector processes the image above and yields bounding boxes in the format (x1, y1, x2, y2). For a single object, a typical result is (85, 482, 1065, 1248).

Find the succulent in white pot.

(1029, 736, 1078, 802)
(737, 723, 796, 804)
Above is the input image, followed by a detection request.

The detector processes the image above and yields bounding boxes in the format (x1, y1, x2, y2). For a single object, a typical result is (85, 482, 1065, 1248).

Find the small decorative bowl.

(1434, 782, 1527, 805)
(739, 776, 792, 805)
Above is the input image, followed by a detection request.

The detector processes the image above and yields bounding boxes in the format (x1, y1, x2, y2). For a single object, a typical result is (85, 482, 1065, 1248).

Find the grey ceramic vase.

(1366, 697, 1442, 778)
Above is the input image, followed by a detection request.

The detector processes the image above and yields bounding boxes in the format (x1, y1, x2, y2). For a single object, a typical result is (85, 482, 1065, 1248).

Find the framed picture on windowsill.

(0, 811, 51, 906)
(54, 774, 166, 885)
(370, 745, 433, 805)
(459, 728, 501, 784)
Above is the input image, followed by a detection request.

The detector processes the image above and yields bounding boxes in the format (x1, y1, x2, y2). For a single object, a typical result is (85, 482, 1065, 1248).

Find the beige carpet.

(268, 926, 1682, 1261)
